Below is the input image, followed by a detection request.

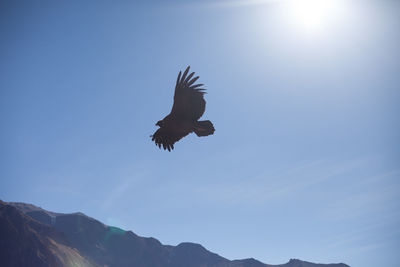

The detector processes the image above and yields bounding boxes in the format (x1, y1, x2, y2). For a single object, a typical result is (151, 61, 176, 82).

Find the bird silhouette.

(151, 66, 215, 151)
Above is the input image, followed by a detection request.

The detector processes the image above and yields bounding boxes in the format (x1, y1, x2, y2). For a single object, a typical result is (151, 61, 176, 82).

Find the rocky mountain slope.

(0, 201, 350, 267)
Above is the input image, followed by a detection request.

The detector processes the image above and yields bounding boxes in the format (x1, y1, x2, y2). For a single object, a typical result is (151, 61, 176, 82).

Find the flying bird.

(151, 66, 215, 151)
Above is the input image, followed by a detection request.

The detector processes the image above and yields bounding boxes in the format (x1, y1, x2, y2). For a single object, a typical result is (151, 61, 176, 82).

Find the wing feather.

(176, 71, 182, 87)
(172, 66, 207, 120)
(184, 72, 195, 84)
(151, 127, 189, 151)
(180, 66, 190, 84)
(190, 83, 204, 89)
(187, 76, 199, 87)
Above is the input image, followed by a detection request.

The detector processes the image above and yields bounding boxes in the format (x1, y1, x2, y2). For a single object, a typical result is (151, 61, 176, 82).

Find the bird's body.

(151, 66, 215, 151)
(161, 114, 194, 137)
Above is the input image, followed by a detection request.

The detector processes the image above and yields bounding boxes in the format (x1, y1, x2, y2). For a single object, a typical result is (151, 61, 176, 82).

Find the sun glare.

(284, 0, 347, 35)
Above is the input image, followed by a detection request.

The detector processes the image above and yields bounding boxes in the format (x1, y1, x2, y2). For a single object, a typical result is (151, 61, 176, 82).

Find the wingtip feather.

(184, 72, 195, 84)
(187, 76, 199, 86)
(176, 71, 182, 87)
(181, 66, 190, 84)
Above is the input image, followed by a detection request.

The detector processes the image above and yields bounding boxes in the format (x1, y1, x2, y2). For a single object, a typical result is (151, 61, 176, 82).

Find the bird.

(151, 66, 215, 151)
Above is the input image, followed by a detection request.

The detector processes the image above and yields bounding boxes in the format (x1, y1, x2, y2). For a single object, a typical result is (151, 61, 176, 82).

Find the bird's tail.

(194, 120, 215, 137)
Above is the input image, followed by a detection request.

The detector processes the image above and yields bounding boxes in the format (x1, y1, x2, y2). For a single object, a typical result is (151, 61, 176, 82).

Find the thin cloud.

(320, 170, 400, 221)
(195, 157, 373, 206)
(326, 219, 400, 249)
(209, 0, 280, 8)
(101, 166, 151, 211)
(102, 178, 135, 211)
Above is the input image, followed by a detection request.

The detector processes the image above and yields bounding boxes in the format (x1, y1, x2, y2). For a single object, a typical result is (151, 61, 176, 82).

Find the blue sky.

(1, 0, 399, 266)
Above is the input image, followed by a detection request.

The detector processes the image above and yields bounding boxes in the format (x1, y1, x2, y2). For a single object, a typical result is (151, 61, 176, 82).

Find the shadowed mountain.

(0, 201, 350, 267)
(0, 200, 99, 267)
(265, 259, 350, 267)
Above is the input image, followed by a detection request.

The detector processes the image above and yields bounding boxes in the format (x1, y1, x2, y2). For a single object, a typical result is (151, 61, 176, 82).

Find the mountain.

(0, 200, 98, 267)
(0, 200, 350, 267)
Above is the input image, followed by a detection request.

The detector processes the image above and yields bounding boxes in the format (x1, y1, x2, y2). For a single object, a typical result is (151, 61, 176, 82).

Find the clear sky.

(1, 0, 399, 266)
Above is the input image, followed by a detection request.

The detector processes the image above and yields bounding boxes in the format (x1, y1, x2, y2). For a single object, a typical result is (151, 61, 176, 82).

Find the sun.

(284, 0, 346, 35)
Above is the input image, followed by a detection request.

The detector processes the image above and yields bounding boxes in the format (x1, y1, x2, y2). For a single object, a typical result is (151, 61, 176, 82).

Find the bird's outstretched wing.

(171, 66, 207, 120)
(151, 127, 190, 151)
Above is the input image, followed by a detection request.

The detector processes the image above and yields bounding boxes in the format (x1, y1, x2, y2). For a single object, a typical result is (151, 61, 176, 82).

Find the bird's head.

(156, 120, 165, 127)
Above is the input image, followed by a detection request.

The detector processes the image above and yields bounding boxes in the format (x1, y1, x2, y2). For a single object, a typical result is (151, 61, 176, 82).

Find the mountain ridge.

(0, 200, 350, 267)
